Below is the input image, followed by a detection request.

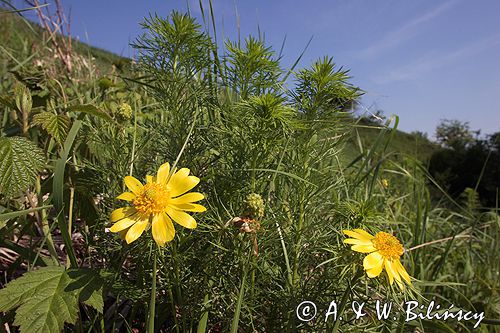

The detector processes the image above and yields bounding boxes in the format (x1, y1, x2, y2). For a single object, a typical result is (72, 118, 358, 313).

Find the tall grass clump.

(0, 4, 499, 333)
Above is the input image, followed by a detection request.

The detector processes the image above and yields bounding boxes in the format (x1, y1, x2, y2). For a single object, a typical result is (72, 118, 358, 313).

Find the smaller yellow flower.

(109, 162, 206, 246)
(118, 102, 133, 119)
(381, 179, 389, 188)
(343, 229, 412, 289)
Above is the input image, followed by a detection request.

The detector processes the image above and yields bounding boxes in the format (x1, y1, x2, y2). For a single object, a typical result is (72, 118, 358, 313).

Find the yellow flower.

(109, 162, 206, 246)
(343, 229, 411, 289)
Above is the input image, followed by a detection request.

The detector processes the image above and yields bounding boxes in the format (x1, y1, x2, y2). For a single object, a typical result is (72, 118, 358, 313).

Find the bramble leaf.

(0, 136, 45, 196)
(0, 266, 78, 333)
(0, 266, 107, 332)
(32, 112, 70, 143)
(66, 269, 105, 313)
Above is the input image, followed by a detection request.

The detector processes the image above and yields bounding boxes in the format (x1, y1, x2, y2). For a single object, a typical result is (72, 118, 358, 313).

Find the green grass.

(0, 9, 128, 76)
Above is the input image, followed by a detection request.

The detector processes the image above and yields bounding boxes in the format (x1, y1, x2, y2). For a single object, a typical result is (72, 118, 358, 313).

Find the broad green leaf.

(0, 266, 108, 332)
(32, 112, 70, 143)
(66, 269, 105, 313)
(67, 104, 113, 122)
(0, 266, 79, 333)
(0, 136, 45, 196)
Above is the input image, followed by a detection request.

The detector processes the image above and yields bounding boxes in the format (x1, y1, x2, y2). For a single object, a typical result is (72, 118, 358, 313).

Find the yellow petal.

(156, 162, 171, 185)
(166, 207, 197, 229)
(124, 176, 144, 195)
(353, 229, 374, 240)
(343, 229, 372, 242)
(351, 244, 376, 253)
(395, 260, 412, 284)
(170, 192, 204, 204)
(109, 215, 137, 232)
(146, 175, 154, 184)
(168, 169, 200, 197)
(152, 213, 175, 246)
(173, 203, 207, 212)
(168, 168, 190, 186)
(343, 230, 361, 238)
(116, 192, 136, 201)
(110, 207, 136, 222)
(384, 260, 402, 285)
(344, 238, 373, 246)
(125, 218, 149, 244)
(363, 251, 384, 270)
(366, 261, 384, 278)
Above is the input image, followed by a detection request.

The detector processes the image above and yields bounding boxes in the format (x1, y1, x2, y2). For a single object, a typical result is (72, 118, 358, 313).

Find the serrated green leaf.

(0, 266, 79, 333)
(32, 112, 70, 143)
(67, 104, 113, 122)
(0, 136, 45, 196)
(66, 269, 105, 313)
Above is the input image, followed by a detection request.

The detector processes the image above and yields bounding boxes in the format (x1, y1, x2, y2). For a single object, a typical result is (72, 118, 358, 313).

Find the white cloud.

(358, 1, 457, 59)
(374, 35, 500, 84)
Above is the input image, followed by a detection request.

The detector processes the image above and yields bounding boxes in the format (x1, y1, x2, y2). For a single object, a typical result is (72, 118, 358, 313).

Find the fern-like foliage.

(32, 112, 71, 143)
(0, 266, 104, 333)
(0, 136, 45, 196)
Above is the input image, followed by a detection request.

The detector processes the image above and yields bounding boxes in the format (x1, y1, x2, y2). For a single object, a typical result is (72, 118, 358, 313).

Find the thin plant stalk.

(331, 268, 364, 333)
(35, 176, 59, 262)
(171, 241, 186, 332)
(129, 101, 138, 176)
(230, 263, 247, 333)
(147, 249, 157, 333)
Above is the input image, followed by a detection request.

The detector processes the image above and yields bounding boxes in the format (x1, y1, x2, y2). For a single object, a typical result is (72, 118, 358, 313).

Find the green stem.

(171, 242, 186, 332)
(250, 253, 256, 300)
(53, 118, 82, 267)
(331, 268, 364, 333)
(230, 264, 247, 333)
(68, 187, 75, 232)
(129, 102, 138, 176)
(148, 250, 157, 333)
(35, 176, 58, 263)
(250, 152, 257, 192)
(292, 190, 305, 287)
(168, 288, 181, 333)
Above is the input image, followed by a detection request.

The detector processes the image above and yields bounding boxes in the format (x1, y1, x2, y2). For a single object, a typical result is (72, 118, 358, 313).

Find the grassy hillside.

(0, 9, 128, 76)
(350, 121, 438, 162)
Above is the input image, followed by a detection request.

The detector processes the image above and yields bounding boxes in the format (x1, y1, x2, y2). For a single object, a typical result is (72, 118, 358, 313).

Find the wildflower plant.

(0, 5, 499, 333)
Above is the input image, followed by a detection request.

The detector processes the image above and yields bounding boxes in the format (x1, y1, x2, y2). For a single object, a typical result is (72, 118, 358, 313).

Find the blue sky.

(17, 0, 500, 137)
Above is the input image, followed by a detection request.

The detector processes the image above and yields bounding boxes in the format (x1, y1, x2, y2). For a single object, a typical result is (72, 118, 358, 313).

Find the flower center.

(372, 232, 404, 260)
(132, 183, 171, 215)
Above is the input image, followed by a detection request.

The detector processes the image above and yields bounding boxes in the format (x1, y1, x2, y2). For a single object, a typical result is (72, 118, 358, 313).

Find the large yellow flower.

(109, 162, 206, 246)
(343, 229, 412, 289)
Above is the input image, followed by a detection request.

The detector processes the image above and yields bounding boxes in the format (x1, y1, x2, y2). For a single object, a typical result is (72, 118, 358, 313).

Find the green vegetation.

(0, 5, 498, 333)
